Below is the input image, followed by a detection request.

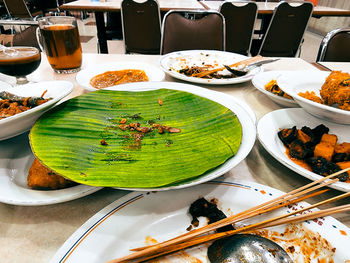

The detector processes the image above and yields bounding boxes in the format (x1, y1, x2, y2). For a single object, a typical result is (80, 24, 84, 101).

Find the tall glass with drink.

(37, 16, 82, 74)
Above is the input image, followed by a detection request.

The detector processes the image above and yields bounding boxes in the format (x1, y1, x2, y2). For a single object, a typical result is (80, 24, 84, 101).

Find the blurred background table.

(1, 53, 350, 262)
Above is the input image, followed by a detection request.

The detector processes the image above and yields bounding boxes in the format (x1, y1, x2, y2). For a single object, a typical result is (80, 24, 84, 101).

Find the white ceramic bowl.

(76, 61, 165, 91)
(0, 81, 73, 140)
(277, 70, 350, 124)
(258, 108, 350, 192)
(251, 71, 298, 107)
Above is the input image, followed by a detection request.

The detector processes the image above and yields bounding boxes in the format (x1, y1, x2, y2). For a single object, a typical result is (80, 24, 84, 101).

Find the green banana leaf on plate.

(30, 85, 246, 189)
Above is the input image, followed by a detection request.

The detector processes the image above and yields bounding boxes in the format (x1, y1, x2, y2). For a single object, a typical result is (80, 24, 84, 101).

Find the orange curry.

(90, 69, 149, 89)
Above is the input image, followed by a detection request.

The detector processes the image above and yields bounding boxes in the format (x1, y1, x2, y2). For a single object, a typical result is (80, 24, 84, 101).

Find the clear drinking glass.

(37, 16, 82, 74)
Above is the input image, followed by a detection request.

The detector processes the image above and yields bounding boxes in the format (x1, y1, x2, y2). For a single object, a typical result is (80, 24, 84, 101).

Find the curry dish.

(90, 69, 149, 89)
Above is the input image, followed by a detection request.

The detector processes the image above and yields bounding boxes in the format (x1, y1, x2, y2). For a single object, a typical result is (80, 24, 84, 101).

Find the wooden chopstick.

(131, 188, 329, 252)
(115, 203, 350, 263)
(107, 167, 350, 263)
(192, 55, 263, 78)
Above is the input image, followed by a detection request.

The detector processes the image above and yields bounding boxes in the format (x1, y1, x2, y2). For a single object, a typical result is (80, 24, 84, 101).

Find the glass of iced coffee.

(37, 16, 82, 74)
(0, 46, 41, 85)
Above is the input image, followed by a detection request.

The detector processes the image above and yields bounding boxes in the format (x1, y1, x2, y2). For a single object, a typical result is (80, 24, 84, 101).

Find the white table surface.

(0, 53, 349, 263)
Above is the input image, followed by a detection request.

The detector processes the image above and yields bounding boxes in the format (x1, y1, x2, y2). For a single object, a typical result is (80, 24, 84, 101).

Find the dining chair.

(160, 10, 225, 55)
(219, 1, 257, 56)
(251, 1, 313, 57)
(35, 0, 61, 16)
(316, 27, 350, 62)
(121, 0, 161, 54)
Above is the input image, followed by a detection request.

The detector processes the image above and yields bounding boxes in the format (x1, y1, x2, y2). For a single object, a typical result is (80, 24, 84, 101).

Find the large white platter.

(75, 61, 166, 91)
(0, 80, 73, 140)
(257, 108, 350, 192)
(104, 81, 256, 191)
(159, 50, 263, 85)
(50, 179, 350, 263)
(277, 70, 350, 124)
(0, 132, 102, 206)
(251, 71, 298, 107)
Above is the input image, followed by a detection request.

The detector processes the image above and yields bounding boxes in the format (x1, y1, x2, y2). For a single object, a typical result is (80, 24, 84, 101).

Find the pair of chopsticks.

(192, 55, 263, 78)
(108, 167, 350, 263)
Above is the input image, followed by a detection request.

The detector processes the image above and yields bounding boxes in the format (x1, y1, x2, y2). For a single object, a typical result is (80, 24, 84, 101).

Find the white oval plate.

(0, 132, 102, 206)
(76, 61, 166, 91)
(257, 108, 350, 192)
(0, 80, 73, 141)
(104, 81, 256, 191)
(277, 71, 350, 124)
(50, 179, 350, 263)
(159, 50, 263, 85)
(251, 71, 298, 107)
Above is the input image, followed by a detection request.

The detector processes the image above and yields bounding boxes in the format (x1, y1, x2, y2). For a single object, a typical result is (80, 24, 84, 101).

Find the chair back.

(0, 19, 40, 49)
(161, 10, 225, 55)
(35, 0, 60, 15)
(121, 0, 161, 54)
(219, 1, 257, 56)
(3, 0, 32, 19)
(316, 28, 350, 62)
(258, 1, 313, 57)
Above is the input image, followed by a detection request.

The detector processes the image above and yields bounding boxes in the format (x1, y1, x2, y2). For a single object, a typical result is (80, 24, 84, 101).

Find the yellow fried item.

(320, 71, 350, 110)
(27, 158, 77, 190)
(298, 91, 324, 104)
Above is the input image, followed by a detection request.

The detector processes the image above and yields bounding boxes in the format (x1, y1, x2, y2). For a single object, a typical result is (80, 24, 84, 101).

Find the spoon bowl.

(207, 234, 293, 263)
(224, 59, 280, 77)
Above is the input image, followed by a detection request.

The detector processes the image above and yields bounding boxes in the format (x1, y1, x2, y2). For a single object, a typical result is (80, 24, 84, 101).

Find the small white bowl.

(251, 71, 298, 108)
(277, 70, 350, 124)
(0, 81, 73, 140)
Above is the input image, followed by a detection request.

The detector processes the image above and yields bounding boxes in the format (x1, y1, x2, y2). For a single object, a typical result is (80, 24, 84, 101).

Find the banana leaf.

(29, 89, 242, 188)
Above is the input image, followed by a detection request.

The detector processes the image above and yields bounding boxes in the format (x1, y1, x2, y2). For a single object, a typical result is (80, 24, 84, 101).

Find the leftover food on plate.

(278, 124, 350, 181)
(186, 197, 336, 262)
(0, 90, 51, 119)
(89, 69, 149, 89)
(27, 158, 77, 190)
(298, 71, 350, 111)
(265, 79, 292, 99)
(168, 52, 247, 79)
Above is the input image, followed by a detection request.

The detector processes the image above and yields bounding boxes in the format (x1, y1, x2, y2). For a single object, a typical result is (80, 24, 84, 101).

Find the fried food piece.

(265, 79, 292, 99)
(27, 158, 77, 190)
(320, 71, 350, 109)
(298, 91, 324, 104)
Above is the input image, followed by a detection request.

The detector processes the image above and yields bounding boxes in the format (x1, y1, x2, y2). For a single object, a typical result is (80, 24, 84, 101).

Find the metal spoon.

(224, 58, 280, 76)
(207, 234, 293, 263)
